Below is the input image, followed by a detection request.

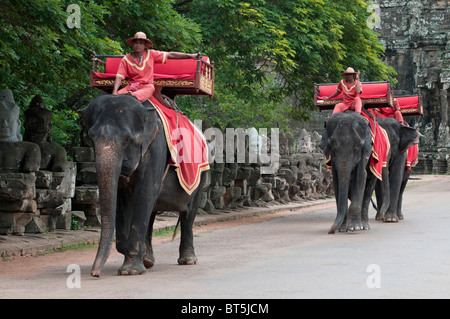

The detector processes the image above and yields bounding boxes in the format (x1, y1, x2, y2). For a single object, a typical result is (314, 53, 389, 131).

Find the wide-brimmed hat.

(126, 32, 153, 48)
(341, 67, 357, 77)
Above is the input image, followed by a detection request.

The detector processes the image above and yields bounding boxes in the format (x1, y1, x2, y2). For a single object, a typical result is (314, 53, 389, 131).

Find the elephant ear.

(399, 126, 420, 154)
(351, 122, 366, 150)
(318, 128, 331, 158)
(140, 108, 159, 159)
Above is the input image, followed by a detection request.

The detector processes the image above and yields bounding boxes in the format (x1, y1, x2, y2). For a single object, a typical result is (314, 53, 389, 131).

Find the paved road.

(1, 175, 450, 300)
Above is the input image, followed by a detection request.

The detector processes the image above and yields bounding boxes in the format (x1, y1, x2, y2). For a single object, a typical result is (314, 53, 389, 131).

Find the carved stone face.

(0, 111, 21, 142)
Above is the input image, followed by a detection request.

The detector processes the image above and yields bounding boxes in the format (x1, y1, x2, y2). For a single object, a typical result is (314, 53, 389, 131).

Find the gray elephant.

(80, 94, 207, 277)
(319, 111, 373, 234)
(371, 118, 420, 222)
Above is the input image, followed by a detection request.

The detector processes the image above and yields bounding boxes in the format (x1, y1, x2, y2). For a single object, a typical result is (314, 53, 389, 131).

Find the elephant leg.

(361, 172, 377, 230)
(177, 209, 198, 265)
(377, 167, 391, 220)
(384, 156, 406, 223)
(347, 161, 367, 231)
(115, 181, 133, 256)
(397, 170, 411, 220)
(119, 176, 162, 275)
(143, 211, 157, 268)
(330, 167, 349, 233)
(119, 197, 157, 275)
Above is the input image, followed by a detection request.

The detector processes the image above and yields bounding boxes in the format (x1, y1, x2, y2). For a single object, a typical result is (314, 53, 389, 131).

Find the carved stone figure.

(0, 90, 41, 235)
(0, 90, 41, 172)
(0, 89, 22, 142)
(23, 95, 68, 172)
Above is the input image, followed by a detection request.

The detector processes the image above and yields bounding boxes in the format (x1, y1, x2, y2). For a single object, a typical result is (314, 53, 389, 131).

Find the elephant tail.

(171, 216, 181, 241)
(370, 198, 379, 214)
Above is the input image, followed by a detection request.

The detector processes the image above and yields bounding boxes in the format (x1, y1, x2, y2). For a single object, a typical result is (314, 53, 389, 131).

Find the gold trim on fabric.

(148, 98, 210, 195)
(340, 80, 357, 92)
(123, 49, 151, 70)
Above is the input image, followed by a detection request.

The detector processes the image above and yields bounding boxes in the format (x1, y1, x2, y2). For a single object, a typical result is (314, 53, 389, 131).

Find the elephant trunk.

(329, 169, 351, 234)
(91, 142, 122, 277)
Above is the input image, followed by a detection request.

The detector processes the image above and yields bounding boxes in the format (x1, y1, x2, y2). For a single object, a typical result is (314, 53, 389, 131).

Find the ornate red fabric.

(361, 112, 390, 180)
(148, 96, 210, 195)
(317, 82, 389, 101)
(93, 56, 210, 80)
(406, 144, 419, 171)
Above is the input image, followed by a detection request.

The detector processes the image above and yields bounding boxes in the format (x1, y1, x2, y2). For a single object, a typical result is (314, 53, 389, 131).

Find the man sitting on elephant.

(370, 98, 405, 124)
(112, 31, 199, 103)
(323, 67, 363, 115)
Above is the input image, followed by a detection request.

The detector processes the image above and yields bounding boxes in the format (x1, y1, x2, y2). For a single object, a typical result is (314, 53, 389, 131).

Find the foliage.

(179, 73, 291, 130)
(177, 0, 396, 121)
(0, 0, 201, 144)
(0, 0, 396, 147)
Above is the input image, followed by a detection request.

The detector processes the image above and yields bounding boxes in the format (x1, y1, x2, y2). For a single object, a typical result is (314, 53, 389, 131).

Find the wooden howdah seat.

(314, 81, 394, 111)
(90, 52, 214, 100)
(394, 95, 423, 116)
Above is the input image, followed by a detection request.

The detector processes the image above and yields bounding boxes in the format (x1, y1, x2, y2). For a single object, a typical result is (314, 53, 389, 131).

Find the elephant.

(80, 94, 207, 277)
(371, 118, 420, 222)
(319, 111, 373, 234)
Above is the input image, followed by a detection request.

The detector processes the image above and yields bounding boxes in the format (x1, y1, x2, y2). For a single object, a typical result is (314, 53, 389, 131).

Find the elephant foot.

(398, 214, 404, 220)
(347, 219, 363, 232)
(178, 257, 198, 265)
(119, 268, 146, 276)
(118, 259, 147, 276)
(383, 215, 398, 223)
(178, 252, 198, 265)
(338, 224, 348, 232)
(375, 213, 384, 221)
(362, 221, 370, 230)
(143, 257, 155, 268)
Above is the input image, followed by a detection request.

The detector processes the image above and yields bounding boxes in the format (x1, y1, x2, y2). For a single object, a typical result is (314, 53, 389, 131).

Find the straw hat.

(126, 32, 153, 48)
(341, 67, 357, 77)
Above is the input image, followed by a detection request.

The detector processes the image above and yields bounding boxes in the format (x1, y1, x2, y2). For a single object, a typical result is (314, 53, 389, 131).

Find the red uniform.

(116, 49, 168, 102)
(332, 80, 362, 114)
(370, 98, 404, 123)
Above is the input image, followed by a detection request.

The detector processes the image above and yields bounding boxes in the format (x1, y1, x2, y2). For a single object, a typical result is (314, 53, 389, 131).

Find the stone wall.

(70, 127, 333, 221)
(198, 129, 333, 213)
(0, 92, 80, 236)
(371, 0, 450, 173)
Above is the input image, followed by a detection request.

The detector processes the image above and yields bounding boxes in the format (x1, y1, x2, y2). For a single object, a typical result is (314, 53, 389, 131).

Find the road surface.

(1, 175, 450, 300)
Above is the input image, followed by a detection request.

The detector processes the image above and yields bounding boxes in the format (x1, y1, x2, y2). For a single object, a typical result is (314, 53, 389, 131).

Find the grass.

(37, 241, 98, 256)
(153, 226, 177, 238)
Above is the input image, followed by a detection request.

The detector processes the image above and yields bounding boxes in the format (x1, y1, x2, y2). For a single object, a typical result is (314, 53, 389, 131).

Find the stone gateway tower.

(371, 0, 450, 172)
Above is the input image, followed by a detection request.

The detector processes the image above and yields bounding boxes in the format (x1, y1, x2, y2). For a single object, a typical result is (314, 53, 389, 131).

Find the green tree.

(0, 0, 201, 146)
(176, 0, 396, 124)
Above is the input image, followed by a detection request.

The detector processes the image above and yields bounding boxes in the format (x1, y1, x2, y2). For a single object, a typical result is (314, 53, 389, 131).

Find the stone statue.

(0, 89, 41, 235)
(298, 129, 312, 153)
(24, 95, 52, 143)
(0, 89, 41, 172)
(0, 89, 22, 142)
(23, 95, 68, 172)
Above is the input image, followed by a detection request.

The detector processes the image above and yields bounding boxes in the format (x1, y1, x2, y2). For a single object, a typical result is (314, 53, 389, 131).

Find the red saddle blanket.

(148, 96, 210, 195)
(406, 144, 419, 171)
(361, 112, 390, 180)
